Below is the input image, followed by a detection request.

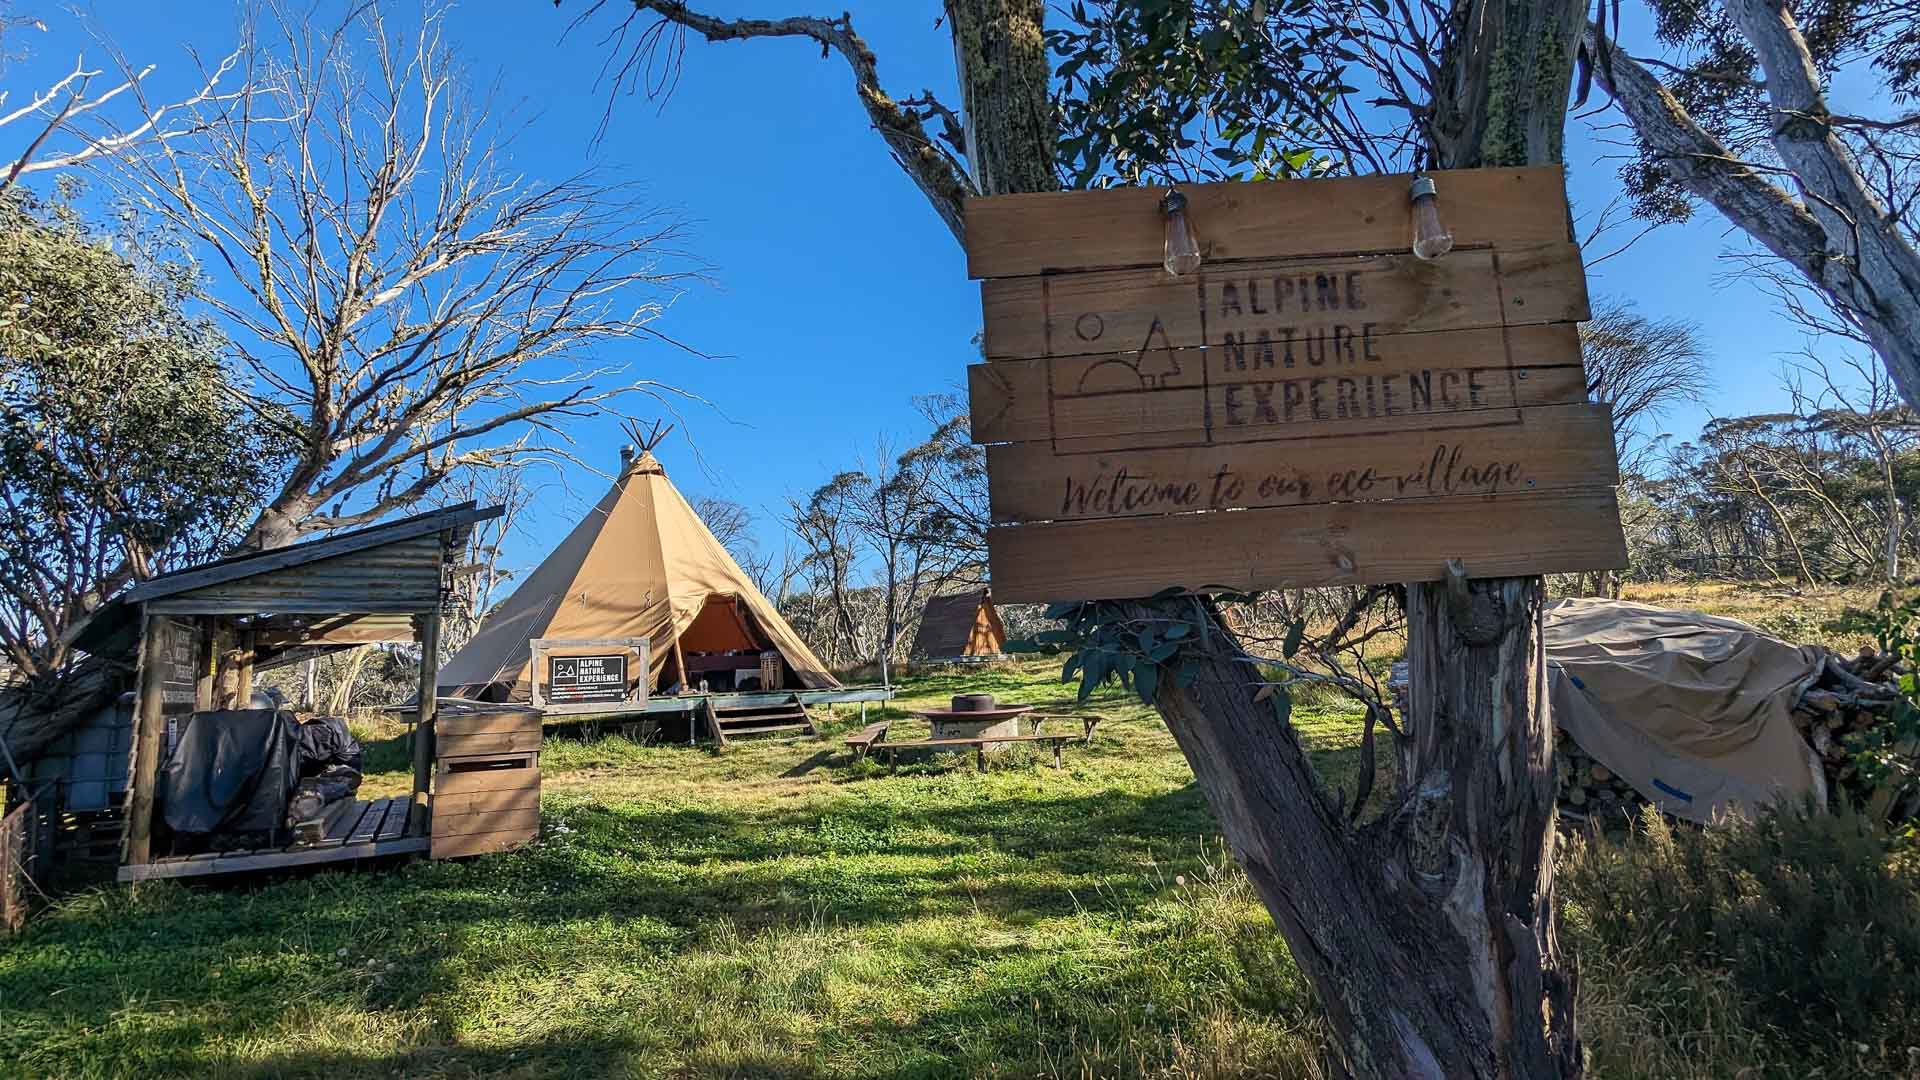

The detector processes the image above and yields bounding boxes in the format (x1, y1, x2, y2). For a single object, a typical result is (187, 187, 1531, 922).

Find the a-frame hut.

(910, 589, 1007, 661)
(439, 440, 837, 704)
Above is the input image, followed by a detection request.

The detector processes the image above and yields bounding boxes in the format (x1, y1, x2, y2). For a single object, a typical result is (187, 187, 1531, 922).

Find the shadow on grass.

(218, 1030, 656, 1080)
(1, 666, 1363, 1079)
(0, 782, 1222, 1052)
(776, 749, 839, 779)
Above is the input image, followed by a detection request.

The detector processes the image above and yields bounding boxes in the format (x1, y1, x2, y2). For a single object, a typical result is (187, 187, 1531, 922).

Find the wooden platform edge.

(118, 835, 430, 882)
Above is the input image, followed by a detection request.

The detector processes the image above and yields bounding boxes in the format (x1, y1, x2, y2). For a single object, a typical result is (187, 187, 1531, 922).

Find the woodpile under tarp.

(1542, 597, 1827, 826)
(1393, 599, 1919, 831)
(1555, 645, 1918, 831)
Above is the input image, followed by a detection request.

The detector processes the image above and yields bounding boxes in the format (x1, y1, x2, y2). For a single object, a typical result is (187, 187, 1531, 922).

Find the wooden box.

(431, 708, 541, 859)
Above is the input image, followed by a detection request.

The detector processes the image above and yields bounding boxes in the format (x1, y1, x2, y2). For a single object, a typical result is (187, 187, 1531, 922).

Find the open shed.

(85, 503, 502, 882)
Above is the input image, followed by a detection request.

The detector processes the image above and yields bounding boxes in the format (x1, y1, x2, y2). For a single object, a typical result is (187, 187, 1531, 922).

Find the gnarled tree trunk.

(1144, 584, 1576, 1078)
(610, 1, 1589, 1074)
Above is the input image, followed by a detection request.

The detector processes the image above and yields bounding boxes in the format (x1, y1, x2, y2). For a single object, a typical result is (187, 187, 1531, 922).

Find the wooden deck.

(117, 797, 426, 882)
(628, 685, 895, 715)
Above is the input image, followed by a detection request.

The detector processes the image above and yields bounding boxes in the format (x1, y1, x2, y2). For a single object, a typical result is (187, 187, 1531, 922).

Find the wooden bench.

(844, 720, 893, 760)
(1034, 713, 1103, 744)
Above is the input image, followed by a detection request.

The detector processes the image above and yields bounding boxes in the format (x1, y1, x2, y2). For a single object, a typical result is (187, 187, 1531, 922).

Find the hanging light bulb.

(1409, 175, 1453, 260)
(1160, 189, 1203, 276)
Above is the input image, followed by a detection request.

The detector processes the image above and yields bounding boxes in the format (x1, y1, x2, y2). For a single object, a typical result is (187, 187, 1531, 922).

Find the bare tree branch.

(1588, 16, 1920, 410)
(581, 1, 975, 241)
(91, 1, 702, 550)
(0, 19, 250, 192)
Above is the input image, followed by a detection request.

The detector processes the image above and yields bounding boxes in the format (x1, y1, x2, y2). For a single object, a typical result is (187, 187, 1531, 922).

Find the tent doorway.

(675, 596, 784, 694)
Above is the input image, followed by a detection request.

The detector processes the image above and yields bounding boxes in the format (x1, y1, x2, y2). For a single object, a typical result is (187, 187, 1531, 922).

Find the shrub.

(1562, 805, 1920, 1074)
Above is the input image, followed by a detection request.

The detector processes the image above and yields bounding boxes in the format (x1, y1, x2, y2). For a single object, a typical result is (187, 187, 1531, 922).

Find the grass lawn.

(9, 591, 1913, 1079)
(0, 663, 1377, 1079)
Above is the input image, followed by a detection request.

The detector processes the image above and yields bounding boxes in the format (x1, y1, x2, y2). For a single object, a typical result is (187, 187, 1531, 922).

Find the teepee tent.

(439, 441, 836, 701)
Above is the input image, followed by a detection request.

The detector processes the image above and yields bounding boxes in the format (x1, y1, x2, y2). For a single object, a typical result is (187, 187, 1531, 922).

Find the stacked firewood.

(1792, 648, 1913, 818)
(1553, 729, 1652, 830)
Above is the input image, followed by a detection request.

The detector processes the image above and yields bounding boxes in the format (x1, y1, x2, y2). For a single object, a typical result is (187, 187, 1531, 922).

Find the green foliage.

(1562, 804, 1920, 1064)
(1623, 402, 1920, 585)
(1049, 0, 1353, 186)
(0, 188, 290, 672)
(1016, 594, 1233, 707)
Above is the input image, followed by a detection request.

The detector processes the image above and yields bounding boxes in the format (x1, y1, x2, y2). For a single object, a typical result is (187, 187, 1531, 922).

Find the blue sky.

(4, 1, 1859, 578)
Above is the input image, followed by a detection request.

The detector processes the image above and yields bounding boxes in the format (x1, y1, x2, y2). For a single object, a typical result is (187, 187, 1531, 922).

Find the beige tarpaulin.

(1545, 597, 1827, 824)
(438, 451, 836, 698)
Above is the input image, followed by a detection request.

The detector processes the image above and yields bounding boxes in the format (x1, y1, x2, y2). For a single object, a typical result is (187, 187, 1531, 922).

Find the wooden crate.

(431, 709, 541, 860)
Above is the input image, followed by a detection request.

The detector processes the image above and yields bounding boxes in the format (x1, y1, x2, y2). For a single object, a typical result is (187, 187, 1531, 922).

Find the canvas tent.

(910, 589, 1007, 659)
(439, 450, 836, 700)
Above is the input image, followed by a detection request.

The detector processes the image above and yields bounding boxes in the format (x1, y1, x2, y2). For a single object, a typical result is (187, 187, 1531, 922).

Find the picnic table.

(844, 713, 1102, 770)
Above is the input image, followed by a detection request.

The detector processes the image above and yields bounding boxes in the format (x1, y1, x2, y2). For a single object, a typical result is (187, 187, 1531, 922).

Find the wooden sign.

(528, 637, 649, 714)
(964, 165, 1627, 601)
(547, 654, 627, 704)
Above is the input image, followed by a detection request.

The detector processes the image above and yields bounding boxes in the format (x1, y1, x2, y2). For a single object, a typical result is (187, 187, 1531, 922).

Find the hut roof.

(910, 589, 1005, 658)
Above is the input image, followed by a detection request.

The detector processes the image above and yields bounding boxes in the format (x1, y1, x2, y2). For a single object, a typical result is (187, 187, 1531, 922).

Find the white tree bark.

(1588, 13, 1920, 408)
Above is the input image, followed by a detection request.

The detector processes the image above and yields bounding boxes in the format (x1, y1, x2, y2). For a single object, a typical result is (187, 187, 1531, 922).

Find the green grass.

(9, 658, 1915, 1078)
(0, 663, 1369, 1079)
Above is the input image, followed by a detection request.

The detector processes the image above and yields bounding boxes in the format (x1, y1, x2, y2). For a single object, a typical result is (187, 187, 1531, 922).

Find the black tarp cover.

(297, 715, 363, 774)
(158, 709, 301, 835)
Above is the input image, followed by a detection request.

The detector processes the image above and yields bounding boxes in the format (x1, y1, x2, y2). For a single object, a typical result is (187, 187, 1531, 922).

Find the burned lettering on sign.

(1034, 249, 1525, 453)
(1051, 441, 1537, 521)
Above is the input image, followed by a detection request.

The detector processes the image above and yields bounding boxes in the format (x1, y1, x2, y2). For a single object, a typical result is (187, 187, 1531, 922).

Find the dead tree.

(97, 0, 699, 552)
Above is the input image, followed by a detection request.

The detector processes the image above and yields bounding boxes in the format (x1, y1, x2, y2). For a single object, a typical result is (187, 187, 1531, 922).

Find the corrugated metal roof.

(124, 502, 501, 603)
(73, 503, 502, 657)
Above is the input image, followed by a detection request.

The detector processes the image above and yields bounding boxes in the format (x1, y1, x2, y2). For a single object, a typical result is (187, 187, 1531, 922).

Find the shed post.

(412, 606, 442, 835)
(235, 626, 257, 706)
(124, 610, 170, 866)
(193, 617, 217, 711)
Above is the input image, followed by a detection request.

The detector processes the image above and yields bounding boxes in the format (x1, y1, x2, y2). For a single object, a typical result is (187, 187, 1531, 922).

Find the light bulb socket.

(1409, 176, 1437, 201)
(1159, 189, 1190, 215)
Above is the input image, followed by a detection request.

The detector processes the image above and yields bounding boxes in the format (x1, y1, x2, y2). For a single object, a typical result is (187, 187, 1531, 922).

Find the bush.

(1563, 805, 1920, 1075)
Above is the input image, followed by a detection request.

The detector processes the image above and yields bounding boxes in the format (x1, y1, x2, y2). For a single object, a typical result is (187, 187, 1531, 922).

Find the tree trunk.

(943, 0, 1055, 195)
(1430, 0, 1586, 167)
(940, 1, 1584, 1072)
(325, 646, 370, 715)
(1143, 589, 1578, 1078)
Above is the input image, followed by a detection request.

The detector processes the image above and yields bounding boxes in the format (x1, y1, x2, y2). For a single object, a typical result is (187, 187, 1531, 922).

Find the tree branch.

(608, 2, 974, 241)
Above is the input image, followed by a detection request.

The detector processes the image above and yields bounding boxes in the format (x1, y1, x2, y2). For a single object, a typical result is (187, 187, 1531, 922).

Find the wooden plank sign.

(963, 165, 1626, 601)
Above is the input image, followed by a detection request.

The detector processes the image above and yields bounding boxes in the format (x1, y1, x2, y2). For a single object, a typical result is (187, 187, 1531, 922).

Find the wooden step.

(718, 708, 806, 722)
(718, 722, 812, 736)
(715, 703, 799, 715)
